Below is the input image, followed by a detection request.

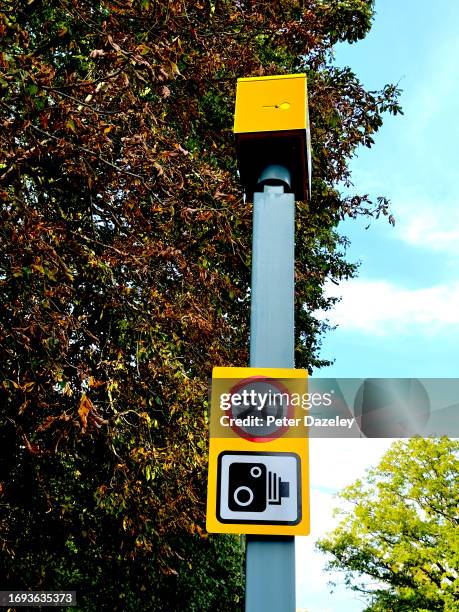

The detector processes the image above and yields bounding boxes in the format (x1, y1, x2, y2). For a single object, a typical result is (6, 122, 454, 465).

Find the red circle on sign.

(227, 376, 294, 442)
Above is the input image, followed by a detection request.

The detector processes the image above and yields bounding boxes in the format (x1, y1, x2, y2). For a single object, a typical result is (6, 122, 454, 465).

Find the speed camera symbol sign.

(217, 451, 301, 525)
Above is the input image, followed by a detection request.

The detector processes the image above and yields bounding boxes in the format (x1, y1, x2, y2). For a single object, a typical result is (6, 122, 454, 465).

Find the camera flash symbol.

(268, 470, 290, 505)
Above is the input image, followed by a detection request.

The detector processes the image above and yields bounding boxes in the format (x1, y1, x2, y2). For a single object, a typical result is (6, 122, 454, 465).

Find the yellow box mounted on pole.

(234, 74, 308, 134)
(234, 73, 312, 202)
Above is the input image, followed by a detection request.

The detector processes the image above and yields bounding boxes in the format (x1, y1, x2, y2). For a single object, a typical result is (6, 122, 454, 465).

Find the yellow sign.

(206, 367, 310, 536)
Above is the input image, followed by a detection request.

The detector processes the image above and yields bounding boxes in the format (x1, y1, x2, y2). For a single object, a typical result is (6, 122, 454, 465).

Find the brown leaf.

(22, 434, 42, 455)
(89, 376, 105, 388)
(78, 394, 93, 430)
(89, 49, 106, 58)
(174, 143, 189, 155)
(18, 399, 30, 415)
(36, 415, 58, 432)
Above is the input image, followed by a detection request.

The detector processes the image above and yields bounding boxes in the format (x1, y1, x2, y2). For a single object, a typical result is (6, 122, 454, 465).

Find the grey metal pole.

(245, 167, 296, 612)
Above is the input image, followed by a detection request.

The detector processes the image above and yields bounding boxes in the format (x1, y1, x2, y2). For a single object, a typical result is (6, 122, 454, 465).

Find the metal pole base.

(245, 536, 295, 612)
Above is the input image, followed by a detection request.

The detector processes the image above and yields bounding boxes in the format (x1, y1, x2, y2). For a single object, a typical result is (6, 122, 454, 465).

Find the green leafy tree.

(317, 438, 459, 611)
(0, 0, 401, 609)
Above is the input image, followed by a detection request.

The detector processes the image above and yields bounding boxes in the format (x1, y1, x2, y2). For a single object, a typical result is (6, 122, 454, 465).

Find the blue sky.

(297, 1, 459, 610)
(319, 0, 459, 379)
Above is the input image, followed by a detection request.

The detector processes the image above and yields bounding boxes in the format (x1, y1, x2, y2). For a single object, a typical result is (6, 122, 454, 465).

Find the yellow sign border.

(206, 367, 310, 536)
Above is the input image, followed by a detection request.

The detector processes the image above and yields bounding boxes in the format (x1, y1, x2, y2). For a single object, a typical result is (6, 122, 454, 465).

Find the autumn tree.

(0, 0, 401, 609)
(317, 438, 459, 612)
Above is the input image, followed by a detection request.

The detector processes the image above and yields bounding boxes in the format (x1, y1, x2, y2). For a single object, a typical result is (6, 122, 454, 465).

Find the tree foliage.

(317, 438, 459, 612)
(1, 0, 401, 609)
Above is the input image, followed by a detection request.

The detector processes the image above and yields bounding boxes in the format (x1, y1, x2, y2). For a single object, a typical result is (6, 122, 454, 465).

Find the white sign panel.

(217, 451, 301, 525)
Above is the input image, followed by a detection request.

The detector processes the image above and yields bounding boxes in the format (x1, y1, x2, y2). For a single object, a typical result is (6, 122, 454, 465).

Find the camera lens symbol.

(233, 486, 254, 507)
(250, 466, 262, 478)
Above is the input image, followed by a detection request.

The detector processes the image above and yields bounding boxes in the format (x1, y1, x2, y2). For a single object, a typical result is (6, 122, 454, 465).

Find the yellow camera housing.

(234, 73, 312, 202)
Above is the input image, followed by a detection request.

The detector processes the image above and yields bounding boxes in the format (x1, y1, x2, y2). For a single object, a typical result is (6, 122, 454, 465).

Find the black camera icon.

(228, 462, 290, 512)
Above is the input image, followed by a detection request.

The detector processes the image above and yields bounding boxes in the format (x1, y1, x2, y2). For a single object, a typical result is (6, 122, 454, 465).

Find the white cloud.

(308, 439, 393, 492)
(394, 202, 459, 257)
(321, 278, 459, 334)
